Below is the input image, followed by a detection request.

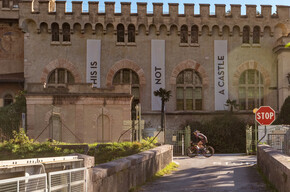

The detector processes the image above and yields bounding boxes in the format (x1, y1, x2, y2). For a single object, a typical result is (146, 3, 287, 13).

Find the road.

(139, 154, 269, 192)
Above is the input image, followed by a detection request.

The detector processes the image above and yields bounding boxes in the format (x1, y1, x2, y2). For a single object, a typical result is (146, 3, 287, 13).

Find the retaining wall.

(257, 144, 290, 192)
(92, 145, 173, 192)
(285, 129, 290, 156)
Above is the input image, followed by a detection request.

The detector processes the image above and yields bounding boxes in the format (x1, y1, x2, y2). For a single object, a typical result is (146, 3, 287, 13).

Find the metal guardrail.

(48, 167, 86, 192)
(0, 173, 47, 192)
(0, 156, 79, 167)
(0, 166, 86, 192)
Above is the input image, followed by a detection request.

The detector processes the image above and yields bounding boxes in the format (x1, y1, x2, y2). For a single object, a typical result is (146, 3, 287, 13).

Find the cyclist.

(192, 130, 208, 150)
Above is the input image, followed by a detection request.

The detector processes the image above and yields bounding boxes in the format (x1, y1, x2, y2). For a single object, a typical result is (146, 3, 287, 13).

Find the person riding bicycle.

(192, 130, 208, 150)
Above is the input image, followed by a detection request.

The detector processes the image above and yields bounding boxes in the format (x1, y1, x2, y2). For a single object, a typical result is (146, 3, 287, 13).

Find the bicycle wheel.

(187, 146, 198, 157)
(202, 146, 214, 158)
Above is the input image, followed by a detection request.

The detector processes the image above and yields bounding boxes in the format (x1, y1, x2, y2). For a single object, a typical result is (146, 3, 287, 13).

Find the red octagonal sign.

(255, 106, 276, 125)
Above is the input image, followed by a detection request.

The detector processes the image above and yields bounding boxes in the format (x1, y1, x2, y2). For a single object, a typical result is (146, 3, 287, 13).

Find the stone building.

(0, 0, 290, 142)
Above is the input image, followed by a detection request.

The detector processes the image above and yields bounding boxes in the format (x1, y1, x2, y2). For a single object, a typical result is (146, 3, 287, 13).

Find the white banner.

(214, 40, 228, 111)
(87, 40, 101, 88)
(151, 40, 165, 111)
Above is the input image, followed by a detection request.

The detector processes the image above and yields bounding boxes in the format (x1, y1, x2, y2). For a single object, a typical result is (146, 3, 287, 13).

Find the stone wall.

(257, 144, 290, 192)
(92, 145, 173, 192)
(285, 129, 290, 156)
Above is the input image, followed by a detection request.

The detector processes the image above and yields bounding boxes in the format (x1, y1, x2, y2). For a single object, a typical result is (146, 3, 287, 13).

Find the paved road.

(139, 154, 269, 192)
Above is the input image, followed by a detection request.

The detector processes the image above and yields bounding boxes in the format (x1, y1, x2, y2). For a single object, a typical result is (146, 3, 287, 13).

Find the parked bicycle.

(187, 142, 215, 158)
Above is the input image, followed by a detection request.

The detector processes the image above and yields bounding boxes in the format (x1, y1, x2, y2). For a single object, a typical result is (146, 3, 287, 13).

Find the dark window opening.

(51, 23, 59, 41)
(191, 25, 198, 44)
(3, 94, 13, 106)
(117, 24, 125, 42)
(181, 25, 188, 43)
(63, 23, 70, 42)
(128, 24, 135, 43)
(243, 26, 250, 44)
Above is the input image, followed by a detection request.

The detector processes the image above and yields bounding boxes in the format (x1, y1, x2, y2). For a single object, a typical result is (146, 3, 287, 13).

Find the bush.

(0, 130, 157, 163)
(93, 138, 157, 164)
(0, 91, 26, 140)
(187, 113, 246, 153)
(274, 96, 290, 124)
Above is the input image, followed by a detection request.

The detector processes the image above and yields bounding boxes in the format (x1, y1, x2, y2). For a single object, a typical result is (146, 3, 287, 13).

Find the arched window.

(239, 69, 264, 110)
(62, 23, 70, 42)
(117, 24, 125, 42)
(3, 94, 13, 106)
(2, 0, 9, 8)
(243, 26, 250, 44)
(181, 25, 188, 43)
(128, 24, 135, 43)
(113, 69, 139, 118)
(47, 68, 75, 85)
(191, 25, 198, 44)
(51, 23, 59, 41)
(253, 26, 260, 44)
(176, 69, 202, 110)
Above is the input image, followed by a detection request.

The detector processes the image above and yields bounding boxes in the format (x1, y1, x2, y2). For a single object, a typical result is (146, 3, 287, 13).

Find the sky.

(64, 0, 290, 14)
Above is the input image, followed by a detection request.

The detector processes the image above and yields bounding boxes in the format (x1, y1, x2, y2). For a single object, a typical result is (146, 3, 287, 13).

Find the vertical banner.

(151, 40, 165, 111)
(214, 40, 228, 110)
(87, 40, 101, 88)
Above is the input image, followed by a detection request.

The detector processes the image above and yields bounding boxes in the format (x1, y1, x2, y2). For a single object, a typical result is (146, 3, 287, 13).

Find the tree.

(275, 96, 290, 124)
(225, 99, 239, 112)
(153, 88, 172, 132)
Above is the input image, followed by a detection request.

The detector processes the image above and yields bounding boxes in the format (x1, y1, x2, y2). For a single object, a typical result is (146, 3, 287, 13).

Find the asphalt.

(138, 154, 270, 192)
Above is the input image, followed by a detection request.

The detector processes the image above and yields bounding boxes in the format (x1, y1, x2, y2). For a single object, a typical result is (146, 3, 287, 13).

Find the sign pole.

(255, 121, 257, 152)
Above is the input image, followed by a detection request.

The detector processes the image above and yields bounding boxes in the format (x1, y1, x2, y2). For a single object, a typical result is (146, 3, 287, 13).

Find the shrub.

(94, 138, 157, 164)
(274, 96, 290, 124)
(0, 91, 26, 140)
(187, 113, 246, 153)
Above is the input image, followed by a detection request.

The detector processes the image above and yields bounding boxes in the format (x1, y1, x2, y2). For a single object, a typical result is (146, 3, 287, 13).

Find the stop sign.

(255, 106, 275, 125)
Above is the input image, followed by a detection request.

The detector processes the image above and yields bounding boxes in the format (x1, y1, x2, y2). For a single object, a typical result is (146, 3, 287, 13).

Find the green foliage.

(225, 99, 239, 112)
(0, 130, 78, 160)
(187, 113, 247, 153)
(0, 91, 26, 140)
(93, 138, 156, 164)
(0, 130, 156, 163)
(155, 162, 179, 177)
(274, 96, 290, 124)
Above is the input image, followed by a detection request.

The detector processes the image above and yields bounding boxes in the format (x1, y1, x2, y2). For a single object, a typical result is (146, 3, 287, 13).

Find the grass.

(129, 162, 179, 192)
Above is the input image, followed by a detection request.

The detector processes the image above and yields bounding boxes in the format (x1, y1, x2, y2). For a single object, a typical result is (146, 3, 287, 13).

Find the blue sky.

(64, 0, 290, 14)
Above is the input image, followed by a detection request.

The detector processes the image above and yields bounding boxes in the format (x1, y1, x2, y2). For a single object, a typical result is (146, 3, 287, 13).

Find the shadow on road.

(139, 155, 269, 192)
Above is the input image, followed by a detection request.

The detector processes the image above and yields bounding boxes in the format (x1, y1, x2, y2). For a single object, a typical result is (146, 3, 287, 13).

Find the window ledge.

(116, 42, 126, 46)
(51, 41, 61, 45)
(252, 43, 261, 48)
(62, 41, 72, 46)
(241, 43, 251, 48)
(127, 42, 136, 46)
(1, 8, 10, 11)
(190, 43, 200, 47)
(179, 43, 189, 47)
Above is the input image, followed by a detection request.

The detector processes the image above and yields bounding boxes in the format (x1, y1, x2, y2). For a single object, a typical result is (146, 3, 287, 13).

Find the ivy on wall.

(0, 91, 26, 140)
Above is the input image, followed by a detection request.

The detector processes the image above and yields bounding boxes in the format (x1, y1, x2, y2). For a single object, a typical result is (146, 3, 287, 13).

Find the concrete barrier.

(257, 144, 290, 192)
(92, 145, 173, 192)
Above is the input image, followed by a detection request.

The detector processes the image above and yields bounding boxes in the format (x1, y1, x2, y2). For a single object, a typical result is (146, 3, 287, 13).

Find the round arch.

(106, 59, 146, 86)
(40, 58, 82, 83)
(170, 59, 209, 88)
(233, 60, 271, 86)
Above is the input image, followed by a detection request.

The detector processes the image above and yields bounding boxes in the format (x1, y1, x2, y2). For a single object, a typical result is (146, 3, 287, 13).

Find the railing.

(0, 173, 47, 192)
(48, 167, 86, 192)
(0, 167, 86, 192)
(267, 133, 285, 153)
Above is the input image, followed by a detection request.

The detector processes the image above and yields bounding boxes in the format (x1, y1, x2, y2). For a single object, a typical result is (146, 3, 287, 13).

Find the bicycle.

(187, 143, 215, 158)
